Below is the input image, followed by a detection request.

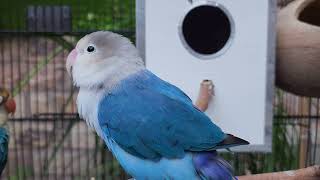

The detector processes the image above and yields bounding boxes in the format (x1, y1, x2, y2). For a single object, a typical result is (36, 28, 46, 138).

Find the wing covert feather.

(98, 70, 225, 160)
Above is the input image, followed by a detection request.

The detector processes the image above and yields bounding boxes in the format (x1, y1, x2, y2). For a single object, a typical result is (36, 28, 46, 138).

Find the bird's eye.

(86, 45, 96, 53)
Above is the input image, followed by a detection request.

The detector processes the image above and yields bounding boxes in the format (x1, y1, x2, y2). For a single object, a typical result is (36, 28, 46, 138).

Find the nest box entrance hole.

(180, 4, 234, 59)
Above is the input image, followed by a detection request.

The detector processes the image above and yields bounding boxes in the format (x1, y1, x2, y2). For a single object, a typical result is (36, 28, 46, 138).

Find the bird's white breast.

(76, 88, 105, 138)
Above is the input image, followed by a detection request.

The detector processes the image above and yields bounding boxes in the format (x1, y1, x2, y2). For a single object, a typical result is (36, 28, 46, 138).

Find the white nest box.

(136, 0, 277, 152)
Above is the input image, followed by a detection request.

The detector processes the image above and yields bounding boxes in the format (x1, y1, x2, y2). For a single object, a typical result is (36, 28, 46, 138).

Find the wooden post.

(298, 97, 310, 168)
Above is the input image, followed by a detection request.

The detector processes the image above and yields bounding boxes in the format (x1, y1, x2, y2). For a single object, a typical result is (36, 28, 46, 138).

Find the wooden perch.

(195, 80, 320, 180)
(238, 165, 320, 180)
(195, 80, 214, 112)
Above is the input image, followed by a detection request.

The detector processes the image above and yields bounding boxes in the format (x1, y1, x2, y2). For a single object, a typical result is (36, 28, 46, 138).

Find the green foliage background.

(0, 0, 135, 31)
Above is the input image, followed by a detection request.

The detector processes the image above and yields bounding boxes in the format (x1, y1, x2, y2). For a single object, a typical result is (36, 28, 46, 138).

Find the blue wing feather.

(193, 151, 236, 180)
(0, 127, 9, 175)
(98, 70, 225, 160)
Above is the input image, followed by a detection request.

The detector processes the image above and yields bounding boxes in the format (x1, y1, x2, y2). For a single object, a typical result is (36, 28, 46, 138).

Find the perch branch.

(195, 80, 214, 111)
(195, 81, 320, 180)
(238, 165, 320, 180)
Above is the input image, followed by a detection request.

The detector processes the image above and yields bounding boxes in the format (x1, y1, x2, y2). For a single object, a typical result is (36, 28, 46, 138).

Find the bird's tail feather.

(193, 151, 237, 180)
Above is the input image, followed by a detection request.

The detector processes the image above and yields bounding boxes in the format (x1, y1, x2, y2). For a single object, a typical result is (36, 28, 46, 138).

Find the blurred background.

(0, 0, 319, 179)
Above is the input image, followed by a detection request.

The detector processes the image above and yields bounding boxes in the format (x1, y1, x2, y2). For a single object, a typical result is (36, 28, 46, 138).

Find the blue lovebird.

(66, 31, 249, 180)
(0, 88, 15, 176)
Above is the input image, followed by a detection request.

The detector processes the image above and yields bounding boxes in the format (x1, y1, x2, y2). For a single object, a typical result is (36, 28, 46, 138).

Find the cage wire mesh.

(0, 0, 319, 179)
(1, 0, 134, 179)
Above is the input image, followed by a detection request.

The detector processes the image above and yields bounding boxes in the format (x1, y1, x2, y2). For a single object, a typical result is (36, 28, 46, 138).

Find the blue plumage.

(95, 70, 246, 179)
(193, 152, 236, 180)
(98, 70, 225, 160)
(0, 127, 9, 176)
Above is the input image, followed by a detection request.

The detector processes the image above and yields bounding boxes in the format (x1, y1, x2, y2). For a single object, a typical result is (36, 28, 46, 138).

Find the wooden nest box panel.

(137, 0, 277, 152)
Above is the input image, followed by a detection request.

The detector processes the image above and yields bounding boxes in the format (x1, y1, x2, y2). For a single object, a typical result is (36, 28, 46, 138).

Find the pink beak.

(66, 49, 77, 75)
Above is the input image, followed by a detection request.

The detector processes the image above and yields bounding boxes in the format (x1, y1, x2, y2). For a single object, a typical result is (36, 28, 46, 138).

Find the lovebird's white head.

(66, 31, 144, 89)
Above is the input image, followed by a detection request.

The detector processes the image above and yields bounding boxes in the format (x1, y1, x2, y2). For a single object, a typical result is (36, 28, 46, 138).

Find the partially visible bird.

(0, 88, 15, 175)
(66, 31, 249, 180)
